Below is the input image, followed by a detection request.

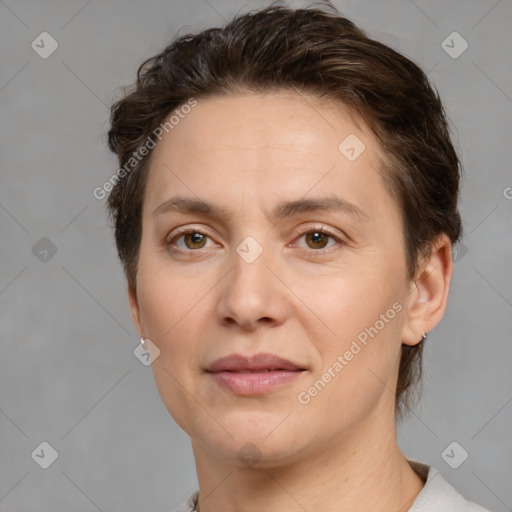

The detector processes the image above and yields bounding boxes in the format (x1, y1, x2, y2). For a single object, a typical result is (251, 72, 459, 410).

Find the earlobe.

(128, 283, 143, 337)
(401, 234, 453, 346)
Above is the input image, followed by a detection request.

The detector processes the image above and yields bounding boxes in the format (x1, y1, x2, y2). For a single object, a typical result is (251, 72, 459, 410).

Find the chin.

(217, 434, 307, 469)
(190, 411, 309, 466)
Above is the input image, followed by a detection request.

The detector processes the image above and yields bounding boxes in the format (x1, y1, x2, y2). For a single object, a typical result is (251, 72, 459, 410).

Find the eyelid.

(290, 223, 345, 250)
(166, 225, 218, 248)
(293, 223, 343, 240)
(166, 223, 345, 252)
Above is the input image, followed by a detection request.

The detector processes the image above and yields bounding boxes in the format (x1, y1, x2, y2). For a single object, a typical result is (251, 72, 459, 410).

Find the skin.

(128, 91, 453, 512)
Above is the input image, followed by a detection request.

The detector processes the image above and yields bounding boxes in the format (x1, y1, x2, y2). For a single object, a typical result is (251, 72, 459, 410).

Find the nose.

(216, 240, 289, 331)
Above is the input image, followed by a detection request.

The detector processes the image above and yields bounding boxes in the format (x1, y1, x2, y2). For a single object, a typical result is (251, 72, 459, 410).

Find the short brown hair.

(107, 4, 462, 417)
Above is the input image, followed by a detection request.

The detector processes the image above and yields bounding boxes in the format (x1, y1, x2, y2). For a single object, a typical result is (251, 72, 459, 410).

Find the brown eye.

(183, 232, 207, 249)
(293, 226, 343, 252)
(304, 231, 330, 249)
(168, 229, 213, 251)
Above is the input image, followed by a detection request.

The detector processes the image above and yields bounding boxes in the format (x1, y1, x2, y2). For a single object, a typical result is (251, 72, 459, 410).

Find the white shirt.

(171, 460, 492, 512)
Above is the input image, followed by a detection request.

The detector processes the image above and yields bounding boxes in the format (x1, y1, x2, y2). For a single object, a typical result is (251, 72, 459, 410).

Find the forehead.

(151, 91, 374, 159)
(143, 91, 394, 224)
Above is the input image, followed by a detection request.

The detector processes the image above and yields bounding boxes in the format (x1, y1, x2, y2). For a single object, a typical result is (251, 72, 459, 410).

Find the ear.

(128, 283, 143, 338)
(401, 234, 453, 346)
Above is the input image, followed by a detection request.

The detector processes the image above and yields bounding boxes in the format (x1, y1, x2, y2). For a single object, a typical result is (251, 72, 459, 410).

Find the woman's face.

(130, 91, 423, 466)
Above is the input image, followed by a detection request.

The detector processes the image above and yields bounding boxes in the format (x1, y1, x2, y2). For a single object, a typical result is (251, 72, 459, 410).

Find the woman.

(106, 5, 491, 512)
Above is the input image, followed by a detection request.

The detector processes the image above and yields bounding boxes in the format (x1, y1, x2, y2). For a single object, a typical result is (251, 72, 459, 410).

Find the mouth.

(205, 353, 306, 395)
(206, 352, 305, 372)
(221, 369, 294, 373)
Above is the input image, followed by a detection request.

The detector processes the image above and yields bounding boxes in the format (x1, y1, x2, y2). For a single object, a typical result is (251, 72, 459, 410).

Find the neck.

(190, 408, 425, 512)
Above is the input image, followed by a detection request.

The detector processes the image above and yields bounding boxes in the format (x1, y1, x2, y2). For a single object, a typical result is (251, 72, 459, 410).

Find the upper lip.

(206, 353, 305, 373)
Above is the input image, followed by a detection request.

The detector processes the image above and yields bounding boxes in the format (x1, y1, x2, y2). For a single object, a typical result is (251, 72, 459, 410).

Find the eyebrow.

(152, 194, 369, 223)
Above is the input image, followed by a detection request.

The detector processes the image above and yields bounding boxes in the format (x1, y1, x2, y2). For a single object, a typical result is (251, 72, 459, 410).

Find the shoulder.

(169, 489, 199, 512)
(408, 460, 493, 512)
(168, 464, 494, 512)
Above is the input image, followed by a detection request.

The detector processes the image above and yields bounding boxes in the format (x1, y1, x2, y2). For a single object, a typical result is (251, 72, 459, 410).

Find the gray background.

(1, 0, 511, 511)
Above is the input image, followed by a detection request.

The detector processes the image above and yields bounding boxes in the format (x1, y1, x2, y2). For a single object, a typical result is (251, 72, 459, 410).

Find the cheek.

(135, 257, 217, 384)
(136, 248, 200, 337)
(300, 263, 406, 398)
(308, 263, 405, 341)
(135, 264, 207, 430)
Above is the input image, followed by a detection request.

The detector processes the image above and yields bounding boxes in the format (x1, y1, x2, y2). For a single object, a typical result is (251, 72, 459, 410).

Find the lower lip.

(208, 370, 304, 395)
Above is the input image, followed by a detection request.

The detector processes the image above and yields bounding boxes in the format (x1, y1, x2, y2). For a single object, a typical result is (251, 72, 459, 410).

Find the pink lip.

(207, 353, 304, 372)
(206, 353, 306, 396)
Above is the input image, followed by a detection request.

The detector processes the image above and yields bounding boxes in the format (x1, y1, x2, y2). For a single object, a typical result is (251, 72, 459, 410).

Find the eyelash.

(166, 225, 344, 254)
